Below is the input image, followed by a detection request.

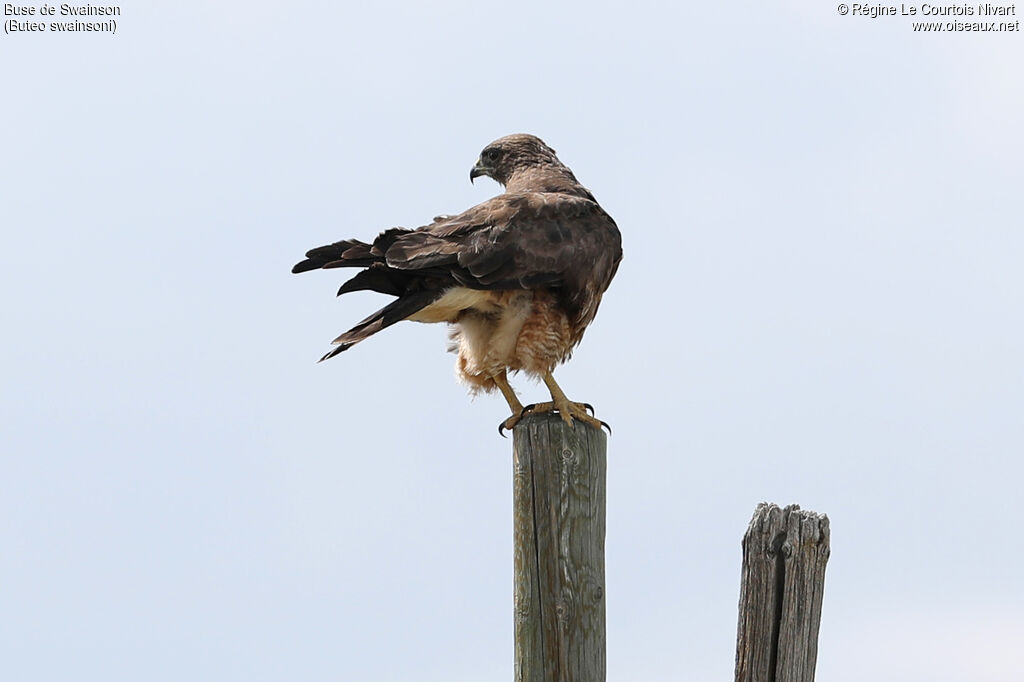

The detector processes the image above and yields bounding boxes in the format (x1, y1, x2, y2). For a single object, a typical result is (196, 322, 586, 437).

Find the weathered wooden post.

(512, 412, 607, 682)
(735, 503, 830, 682)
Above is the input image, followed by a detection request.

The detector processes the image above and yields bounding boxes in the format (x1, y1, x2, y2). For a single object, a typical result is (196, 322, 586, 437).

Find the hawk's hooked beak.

(470, 159, 489, 184)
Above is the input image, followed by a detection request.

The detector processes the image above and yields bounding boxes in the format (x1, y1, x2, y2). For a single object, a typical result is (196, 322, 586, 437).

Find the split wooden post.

(512, 412, 607, 682)
(735, 503, 831, 682)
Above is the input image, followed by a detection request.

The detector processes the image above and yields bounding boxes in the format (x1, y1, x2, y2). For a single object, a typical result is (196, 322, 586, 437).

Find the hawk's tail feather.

(317, 290, 441, 362)
(336, 266, 404, 297)
(292, 239, 377, 274)
(319, 343, 354, 362)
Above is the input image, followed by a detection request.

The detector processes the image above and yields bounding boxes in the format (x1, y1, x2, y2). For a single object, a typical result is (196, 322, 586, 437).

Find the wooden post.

(735, 503, 830, 682)
(512, 412, 607, 682)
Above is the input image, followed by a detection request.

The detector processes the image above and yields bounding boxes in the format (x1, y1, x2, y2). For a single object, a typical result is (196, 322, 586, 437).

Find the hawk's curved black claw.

(498, 422, 509, 438)
(599, 419, 612, 435)
(520, 404, 537, 416)
(583, 403, 595, 416)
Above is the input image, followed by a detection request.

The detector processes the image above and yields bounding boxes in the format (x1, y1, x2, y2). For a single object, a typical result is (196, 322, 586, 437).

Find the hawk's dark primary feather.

(293, 133, 622, 402)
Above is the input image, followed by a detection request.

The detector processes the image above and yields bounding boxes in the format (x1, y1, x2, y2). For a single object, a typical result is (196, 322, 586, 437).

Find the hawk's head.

(470, 134, 562, 186)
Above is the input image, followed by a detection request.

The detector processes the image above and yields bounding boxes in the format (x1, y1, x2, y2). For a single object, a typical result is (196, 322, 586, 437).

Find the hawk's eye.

(485, 148, 501, 162)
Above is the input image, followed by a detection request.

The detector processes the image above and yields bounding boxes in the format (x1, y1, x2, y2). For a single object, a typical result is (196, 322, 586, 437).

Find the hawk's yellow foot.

(498, 412, 524, 436)
(516, 400, 610, 433)
(541, 371, 611, 432)
(495, 371, 526, 437)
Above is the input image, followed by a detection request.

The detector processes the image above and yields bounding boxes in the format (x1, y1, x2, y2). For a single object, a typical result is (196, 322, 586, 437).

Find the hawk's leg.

(517, 371, 609, 432)
(495, 371, 526, 435)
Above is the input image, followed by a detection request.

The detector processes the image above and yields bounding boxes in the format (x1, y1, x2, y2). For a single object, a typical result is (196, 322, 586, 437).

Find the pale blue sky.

(2, 2, 1022, 680)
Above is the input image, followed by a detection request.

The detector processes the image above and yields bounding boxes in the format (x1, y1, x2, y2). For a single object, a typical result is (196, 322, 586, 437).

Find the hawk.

(292, 134, 622, 433)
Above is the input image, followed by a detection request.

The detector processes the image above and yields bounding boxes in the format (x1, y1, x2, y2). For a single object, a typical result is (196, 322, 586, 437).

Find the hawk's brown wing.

(292, 191, 621, 360)
(385, 192, 620, 295)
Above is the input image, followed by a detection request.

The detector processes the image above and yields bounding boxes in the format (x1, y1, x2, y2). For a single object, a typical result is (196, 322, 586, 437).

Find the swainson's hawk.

(293, 134, 622, 432)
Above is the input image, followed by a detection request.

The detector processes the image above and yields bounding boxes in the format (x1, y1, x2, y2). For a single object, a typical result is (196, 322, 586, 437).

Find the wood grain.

(513, 412, 607, 682)
(735, 503, 830, 682)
